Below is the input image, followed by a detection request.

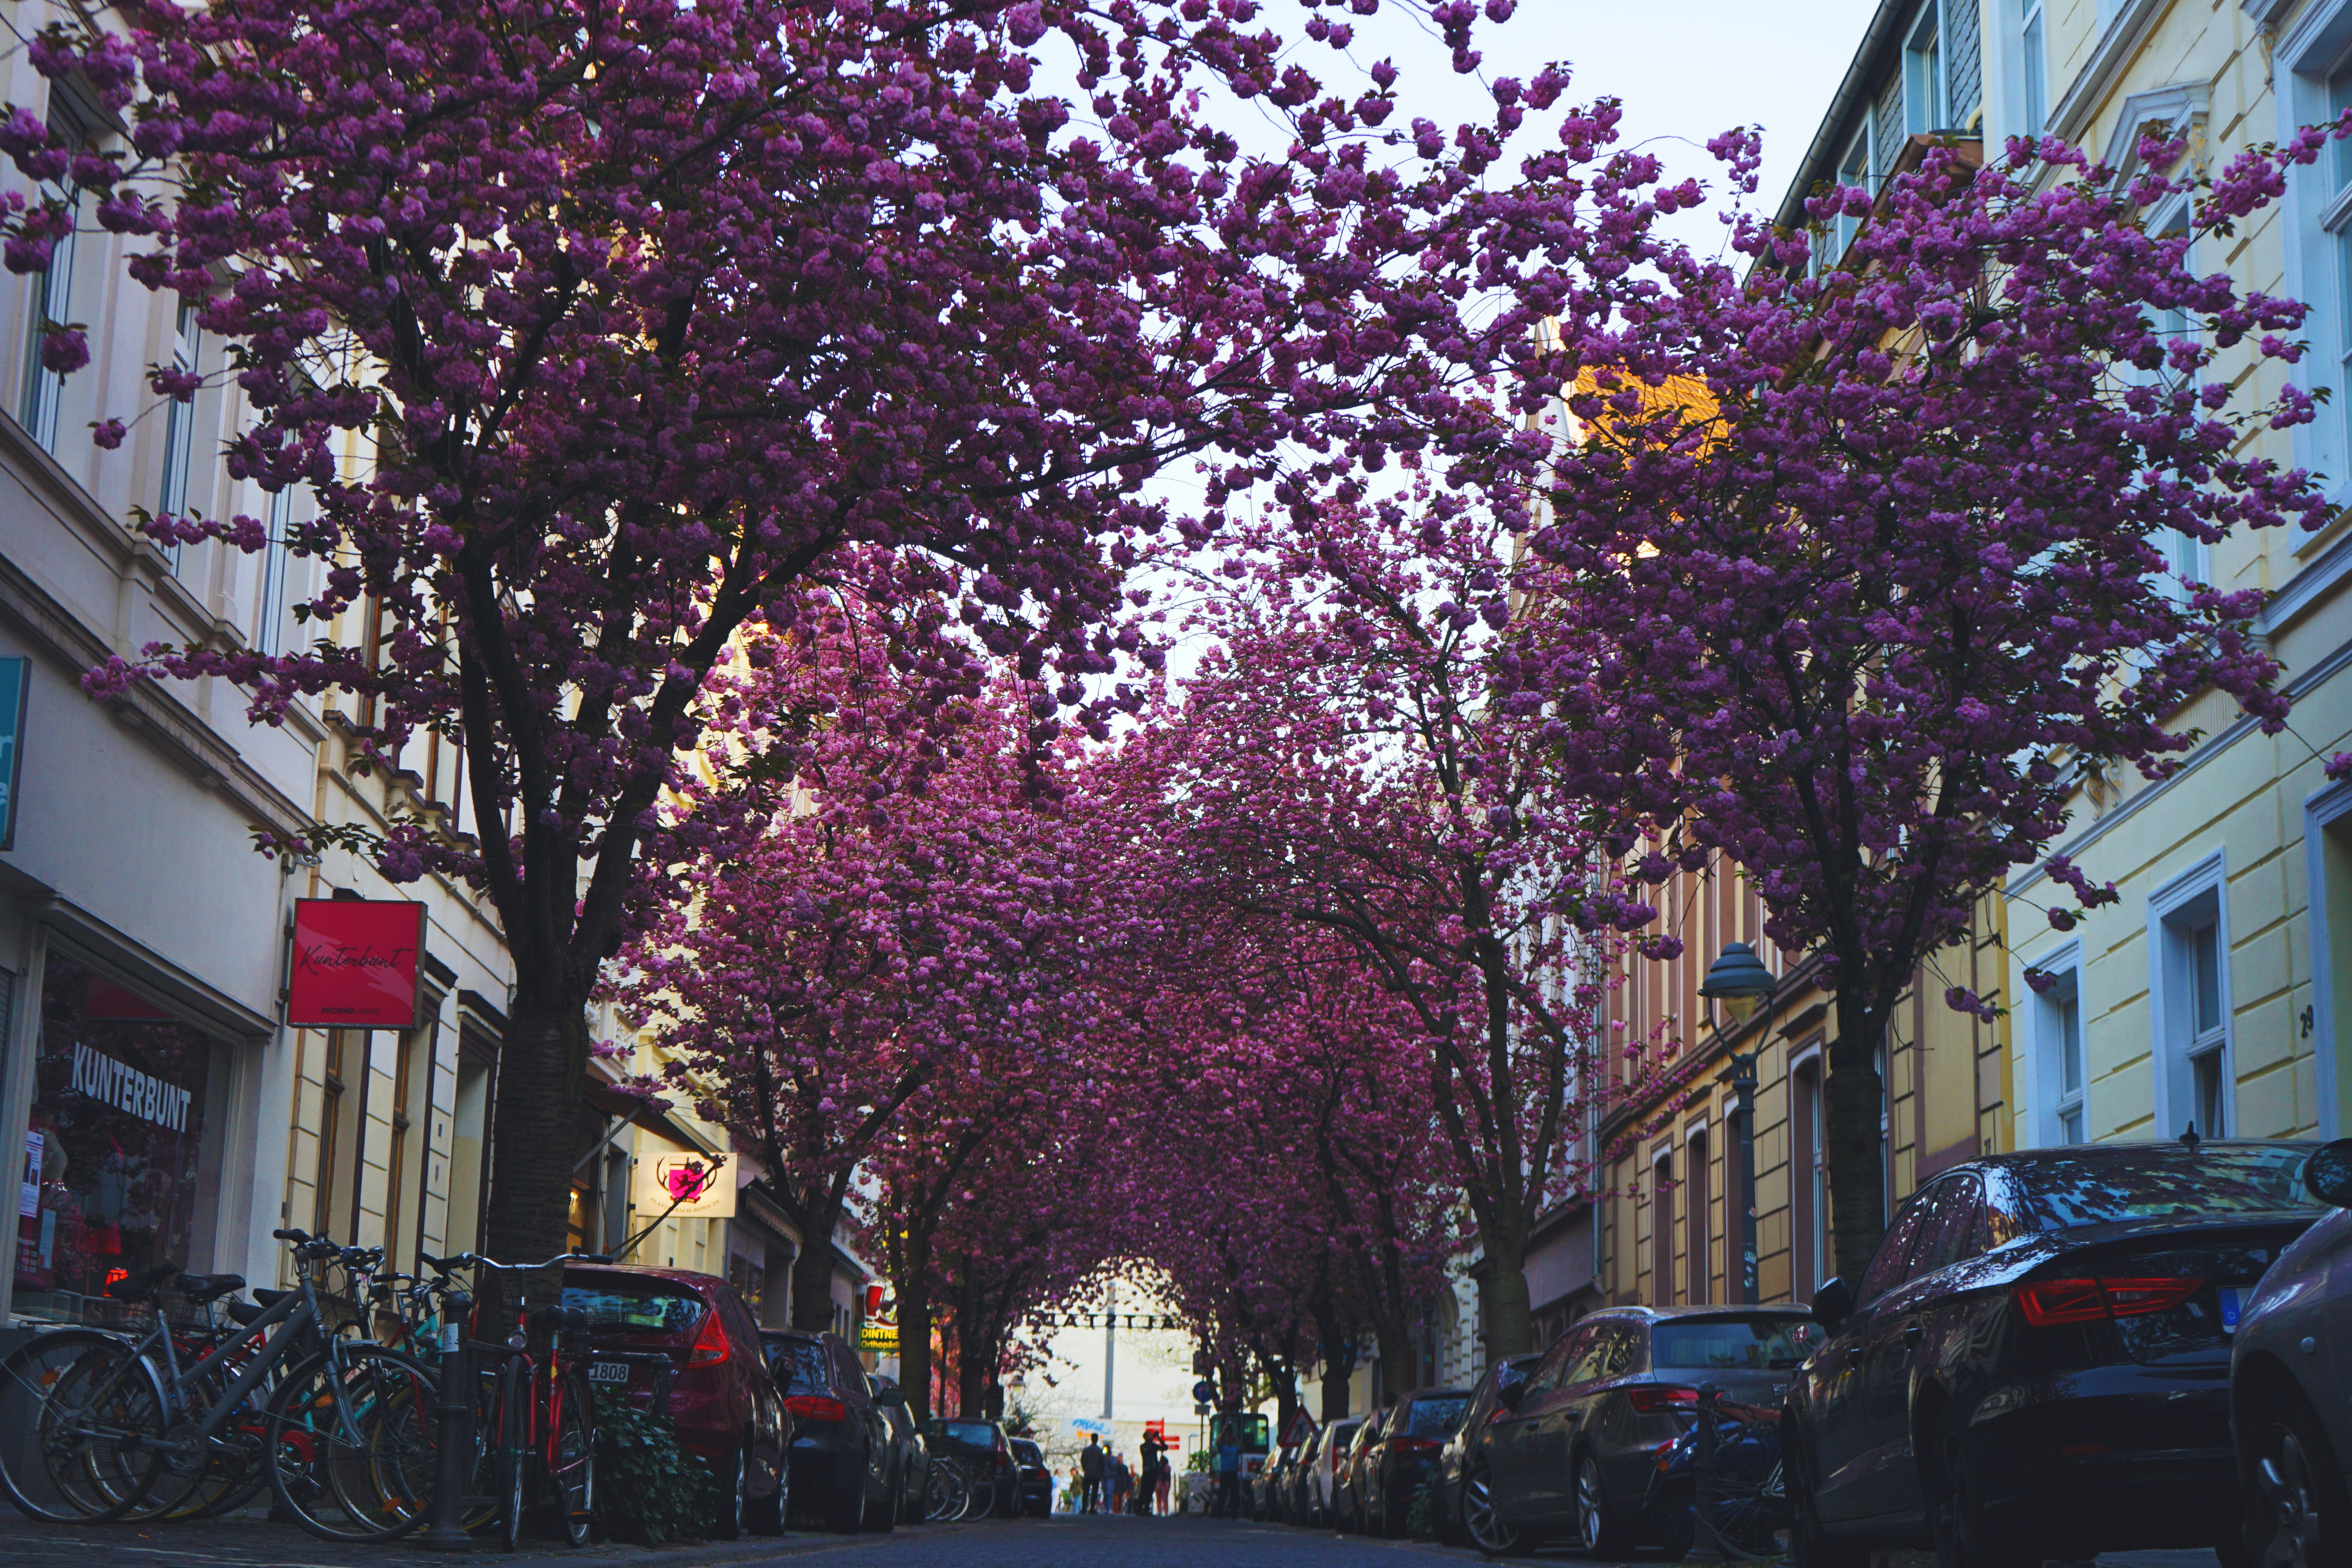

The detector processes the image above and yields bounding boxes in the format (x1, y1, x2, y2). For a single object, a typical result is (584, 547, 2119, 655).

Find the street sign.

(1190, 1378, 1217, 1405)
(1281, 1409, 1317, 1449)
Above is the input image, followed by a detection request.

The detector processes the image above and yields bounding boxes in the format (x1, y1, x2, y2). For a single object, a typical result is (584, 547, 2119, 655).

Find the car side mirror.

(872, 1385, 907, 1407)
(1811, 1276, 1856, 1330)
(2307, 1139, 2352, 1208)
(1496, 1378, 1525, 1413)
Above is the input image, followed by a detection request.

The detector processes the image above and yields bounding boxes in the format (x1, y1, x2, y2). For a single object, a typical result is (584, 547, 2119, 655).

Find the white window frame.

(18, 100, 91, 453)
(158, 300, 201, 575)
(254, 485, 295, 656)
(1905, 1, 1946, 135)
(2273, 1, 2352, 514)
(2028, 941, 2088, 1146)
(2018, 0, 2047, 138)
(2149, 850, 2233, 1141)
(1789, 1041, 1829, 1294)
(2303, 777, 2352, 1141)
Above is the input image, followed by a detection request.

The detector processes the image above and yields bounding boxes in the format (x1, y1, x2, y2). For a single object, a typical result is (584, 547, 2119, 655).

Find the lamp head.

(1699, 941, 1775, 1028)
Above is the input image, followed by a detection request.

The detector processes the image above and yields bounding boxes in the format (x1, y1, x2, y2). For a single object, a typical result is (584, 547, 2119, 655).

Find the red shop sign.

(287, 899, 428, 1029)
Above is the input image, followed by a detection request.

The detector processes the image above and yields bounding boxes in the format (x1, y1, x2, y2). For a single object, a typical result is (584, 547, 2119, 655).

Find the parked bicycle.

(0, 1228, 437, 1542)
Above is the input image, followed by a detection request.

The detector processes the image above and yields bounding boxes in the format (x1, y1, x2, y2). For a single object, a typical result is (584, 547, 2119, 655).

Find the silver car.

(2232, 1137, 2352, 1566)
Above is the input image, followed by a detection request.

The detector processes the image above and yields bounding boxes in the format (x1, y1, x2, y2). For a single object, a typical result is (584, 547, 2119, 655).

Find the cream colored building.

(1995, 0, 2352, 1151)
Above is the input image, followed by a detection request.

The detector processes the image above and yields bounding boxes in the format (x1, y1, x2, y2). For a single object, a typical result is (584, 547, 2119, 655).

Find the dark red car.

(562, 1263, 790, 1537)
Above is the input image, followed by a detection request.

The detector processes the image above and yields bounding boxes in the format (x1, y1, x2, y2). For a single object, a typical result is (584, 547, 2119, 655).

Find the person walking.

(1079, 1435, 1105, 1515)
(1138, 1431, 1165, 1518)
(1215, 1425, 1244, 1520)
(1110, 1450, 1132, 1515)
(1154, 1446, 1173, 1516)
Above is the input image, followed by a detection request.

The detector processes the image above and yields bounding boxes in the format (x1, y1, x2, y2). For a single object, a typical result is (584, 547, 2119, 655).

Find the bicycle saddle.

(105, 1264, 180, 1301)
(226, 1299, 263, 1326)
(175, 1273, 246, 1301)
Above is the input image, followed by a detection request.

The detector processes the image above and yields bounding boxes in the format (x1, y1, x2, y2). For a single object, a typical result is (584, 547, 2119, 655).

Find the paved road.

(0, 1509, 2243, 1567)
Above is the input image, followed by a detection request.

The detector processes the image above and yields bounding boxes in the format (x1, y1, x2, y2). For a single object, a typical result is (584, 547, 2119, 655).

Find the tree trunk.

(897, 1277, 935, 1421)
(791, 1188, 848, 1332)
(1478, 1239, 1534, 1359)
(1311, 1297, 1354, 1419)
(1824, 997, 1891, 1283)
(480, 979, 590, 1319)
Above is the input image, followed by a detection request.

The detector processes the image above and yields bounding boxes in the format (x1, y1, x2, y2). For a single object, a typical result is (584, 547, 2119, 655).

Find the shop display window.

(15, 954, 213, 1323)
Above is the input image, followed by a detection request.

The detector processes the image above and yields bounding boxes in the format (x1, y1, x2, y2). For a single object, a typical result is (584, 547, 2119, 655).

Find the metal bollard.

(419, 1289, 475, 1550)
(1689, 1383, 1725, 1564)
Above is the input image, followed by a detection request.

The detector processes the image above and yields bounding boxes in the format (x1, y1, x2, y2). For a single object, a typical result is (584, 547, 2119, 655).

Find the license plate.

(2219, 1287, 2244, 1334)
(589, 1361, 632, 1383)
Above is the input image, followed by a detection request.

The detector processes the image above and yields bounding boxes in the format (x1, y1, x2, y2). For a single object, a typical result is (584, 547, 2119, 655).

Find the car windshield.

(2010, 1147, 2323, 1230)
(1652, 1316, 1822, 1372)
(561, 1278, 704, 1335)
(763, 1337, 831, 1394)
(1403, 1397, 1469, 1437)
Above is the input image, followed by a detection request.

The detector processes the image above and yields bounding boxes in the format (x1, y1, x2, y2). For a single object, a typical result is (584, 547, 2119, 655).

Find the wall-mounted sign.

(287, 899, 427, 1028)
(858, 1323, 899, 1353)
(0, 656, 27, 850)
(1069, 1416, 1113, 1437)
(631, 1141, 735, 1219)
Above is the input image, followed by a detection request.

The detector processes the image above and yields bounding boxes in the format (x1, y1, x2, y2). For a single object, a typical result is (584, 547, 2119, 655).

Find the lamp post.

(1698, 940, 1776, 1309)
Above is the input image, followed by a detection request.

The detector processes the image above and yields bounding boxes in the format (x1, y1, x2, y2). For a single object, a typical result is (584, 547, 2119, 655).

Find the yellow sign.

(858, 1324, 899, 1353)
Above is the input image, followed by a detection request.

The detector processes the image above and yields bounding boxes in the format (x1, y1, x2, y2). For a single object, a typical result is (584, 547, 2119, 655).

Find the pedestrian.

(1138, 1431, 1164, 1518)
(1079, 1434, 1105, 1515)
(1215, 1424, 1244, 1519)
(1154, 1448, 1173, 1516)
(1110, 1450, 1131, 1514)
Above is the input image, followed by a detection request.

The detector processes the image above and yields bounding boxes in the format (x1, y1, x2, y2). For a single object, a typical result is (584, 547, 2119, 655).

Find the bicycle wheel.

(494, 1357, 529, 1550)
(265, 1343, 437, 1542)
(0, 1329, 169, 1523)
(551, 1365, 594, 1546)
(957, 1460, 992, 1522)
(923, 1455, 966, 1522)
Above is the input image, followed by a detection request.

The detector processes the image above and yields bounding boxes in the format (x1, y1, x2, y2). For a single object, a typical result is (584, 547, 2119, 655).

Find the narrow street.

(0, 1511, 2240, 1568)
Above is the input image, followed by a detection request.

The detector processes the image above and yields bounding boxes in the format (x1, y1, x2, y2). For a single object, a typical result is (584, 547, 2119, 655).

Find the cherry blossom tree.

(3, 0, 1676, 1273)
(1523, 129, 2349, 1278)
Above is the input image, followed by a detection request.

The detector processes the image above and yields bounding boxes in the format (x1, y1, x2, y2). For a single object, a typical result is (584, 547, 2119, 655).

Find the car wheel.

(1927, 1415, 2029, 1568)
(710, 1446, 748, 1542)
(746, 1439, 785, 1537)
(828, 1448, 866, 1534)
(1573, 1449, 1631, 1558)
(2247, 1386, 2351, 1568)
(1462, 1460, 1534, 1557)
(867, 1455, 897, 1534)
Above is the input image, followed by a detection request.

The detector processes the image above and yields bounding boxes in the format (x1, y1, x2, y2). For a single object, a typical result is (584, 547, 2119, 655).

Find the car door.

(1520, 1323, 1615, 1524)
(1486, 1323, 1591, 1519)
(831, 1336, 888, 1500)
(718, 1288, 785, 1490)
(1809, 1186, 1933, 1523)
(1845, 1179, 1968, 1521)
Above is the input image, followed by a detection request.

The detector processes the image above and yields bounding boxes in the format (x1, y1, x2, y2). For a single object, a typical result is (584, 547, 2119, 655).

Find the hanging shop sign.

(631, 1139, 735, 1220)
(287, 899, 427, 1028)
(0, 656, 27, 851)
(858, 1323, 899, 1353)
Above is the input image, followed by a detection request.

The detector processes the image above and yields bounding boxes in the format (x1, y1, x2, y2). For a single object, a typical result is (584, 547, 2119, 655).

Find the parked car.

(760, 1328, 902, 1533)
(1253, 1443, 1296, 1521)
(2234, 1137, 2352, 1568)
(1333, 1406, 1390, 1532)
(1008, 1437, 1053, 1517)
(868, 1374, 929, 1524)
(1474, 1304, 1816, 1557)
(1358, 1387, 1471, 1536)
(1282, 1423, 1323, 1523)
(1784, 1139, 2327, 1568)
(1306, 1417, 1361, 1526)
(1437, 1353, 1541, 1546)
(561, 1263, 789, 1538)
(924, 1417, 1018, 1517)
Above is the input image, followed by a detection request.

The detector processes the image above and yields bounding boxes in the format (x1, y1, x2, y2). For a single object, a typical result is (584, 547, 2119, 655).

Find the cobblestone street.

(0, 1509, 2243, 1568)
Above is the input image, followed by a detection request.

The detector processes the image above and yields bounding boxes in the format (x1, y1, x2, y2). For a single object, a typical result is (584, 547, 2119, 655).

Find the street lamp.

(1698, 942, 1776, 1308)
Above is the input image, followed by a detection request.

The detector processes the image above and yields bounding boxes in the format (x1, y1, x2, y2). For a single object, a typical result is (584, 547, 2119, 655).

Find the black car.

(868, 1374, 930, 1524)
(1784, 1139, 2327, 1568)
(1437, 1353, 1540, 1546)
(1358, 1387, 1471, 1536)
(761, 1329, 903, 1534)
(1008, 1436, 1053, 1517)
(924, 1417, 1018, 1516)
(1475, 1304, 1817, 1557)
(1283, 1422, 1324, 1524)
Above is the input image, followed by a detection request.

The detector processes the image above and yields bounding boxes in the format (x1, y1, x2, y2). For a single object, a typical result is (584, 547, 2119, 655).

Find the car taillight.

(784, 1395, 848, 1421)
(2016, 1276, 2205, 1327)
(1393, 1437, 1439, 1453)
(688, 1311, 730, 1367)
(1626, 1385, 1700, 1415)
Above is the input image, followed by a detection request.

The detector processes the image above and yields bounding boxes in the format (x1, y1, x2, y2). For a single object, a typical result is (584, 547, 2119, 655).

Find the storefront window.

(15, 954, 213, 1322)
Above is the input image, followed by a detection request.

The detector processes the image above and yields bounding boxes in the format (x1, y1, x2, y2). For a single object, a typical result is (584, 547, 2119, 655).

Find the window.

(1906, 3, 1945, 133)
(1686, 1124, 1711, 1307)
(1905, 1175, 1988, 1281)
(1650, 1149, 1676, 1306)
(1835, 125, 1872, 262)
(18, 105, 90, 452)
(158, 301, 201, 575)
(254, 487, 294, 655)
(1791, 1054, 1827, 1297)
(2150, 855, 2232, 1141)
(1858, 1189, 1933, 1304)
(2020, 0, 2047, 137)
(2032, 956, 2088, 1145)
(2331, 52, 2352, 465)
